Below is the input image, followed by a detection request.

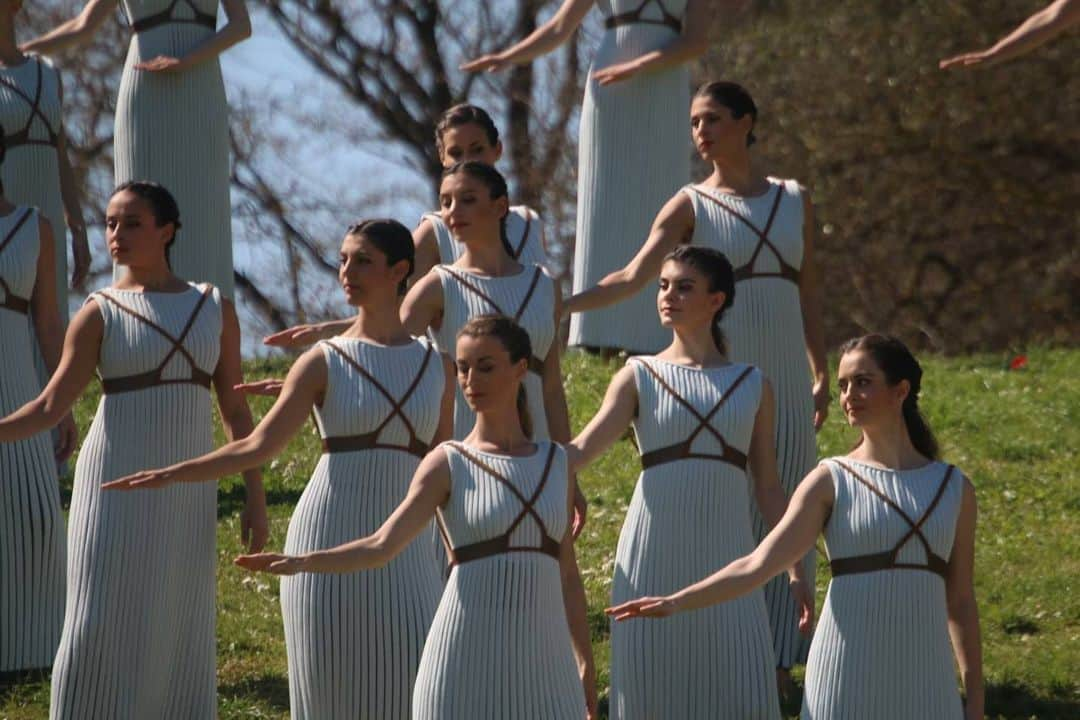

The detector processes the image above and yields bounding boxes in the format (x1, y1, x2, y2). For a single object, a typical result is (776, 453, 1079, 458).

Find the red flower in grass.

(1008, 355, 1028, 371)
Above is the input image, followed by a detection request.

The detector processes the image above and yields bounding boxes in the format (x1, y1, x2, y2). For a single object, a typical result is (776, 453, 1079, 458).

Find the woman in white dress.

(0, 128, 74, 674)
(0, 181, 267, 717)
(567, 81, 829, 680)
(238, 315, 598, 720)
(608, 334, 985, 720)
(567, 245, 810, 718)
(23, 0, 251, 297)
(462, 0, 714, 354)
(0, 2, 89, 301)
(413, 103, 548, 279)
(107, 219, 455, 719)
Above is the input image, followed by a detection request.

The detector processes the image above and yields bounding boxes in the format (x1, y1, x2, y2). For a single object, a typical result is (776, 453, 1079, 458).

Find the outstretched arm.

(235, 447, 452, 574)
(0, 299, 102, 441)
(567, 364, 638, 472)
(136, 0, 252, 73)
(103, 344, 326, 490)
(797, 190, 829, 431)
(460, 0, 594, 72)
(21, 0, 117, 55)
(607, 464, 833, 621)
(564, 192, 693, 316)
(947, 478, 984, 720)
(940, 0, 1080, 69)
(559, 474, 598, 719)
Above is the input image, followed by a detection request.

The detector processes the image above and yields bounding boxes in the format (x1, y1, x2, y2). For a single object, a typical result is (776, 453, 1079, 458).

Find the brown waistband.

(0, 295, 30, 315)
(131, 11, 216, 34)
(321, 432, 429, 459)
(603, 14, 681, 32)
(640, 440, 748, 471)
(528, 355, 544, 375)
(101, 368, 213, 395)
(830, 550, 949, 580)
(734, 264, 801, 284)
(448, 533, 562, 567)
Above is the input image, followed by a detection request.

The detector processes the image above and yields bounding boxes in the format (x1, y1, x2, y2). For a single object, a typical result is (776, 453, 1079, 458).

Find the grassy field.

(2, 347, 1077, 719)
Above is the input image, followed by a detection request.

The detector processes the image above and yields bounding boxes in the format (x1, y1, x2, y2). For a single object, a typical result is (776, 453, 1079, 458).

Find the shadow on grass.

(217, 482, 304, 519)
(0, 668, 50, 708)
(986, 680, 1080, 719)
(219, 673, 291, 712)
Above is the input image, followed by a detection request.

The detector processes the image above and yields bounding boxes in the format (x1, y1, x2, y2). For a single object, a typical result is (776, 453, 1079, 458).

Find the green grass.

(2, 348, 1078, 719)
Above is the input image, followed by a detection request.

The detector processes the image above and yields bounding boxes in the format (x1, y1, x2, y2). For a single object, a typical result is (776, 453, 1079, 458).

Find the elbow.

(232, 17, 253, 41)
(683, 36, 710, 59)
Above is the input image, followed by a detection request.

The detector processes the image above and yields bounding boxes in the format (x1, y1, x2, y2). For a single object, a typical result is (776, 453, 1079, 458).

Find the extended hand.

(605, 595, 678, 621)
(263, 323, 327, 348)
(812, 379, 830, 432)
(581, 663, 598, 719)
(939, 49, 997, 70)
(459, 53, 512, 73)
(593, 59, 643, 86)
(135, 55, 191, 73)
(234, 552, 306, 575)
(102, 466, 190, 490)
(789, 576, 815, 634)
(234, 379, 285, 397)
(54, 413, 78, 463)
(571, 482, 588, 539)
(241, 491, 269, 553)
(70, 227, 91, 290)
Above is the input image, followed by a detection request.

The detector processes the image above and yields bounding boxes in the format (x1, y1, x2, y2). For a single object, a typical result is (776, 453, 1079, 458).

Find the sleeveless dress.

(422, 206, 549, 271)
(683, 178, 817, 667)
(413, 441, 584, 719)
(280, 336, 445, 719)
(0, 57, 67, 315)
(804, 459, 966, 719)
(610, 358, 780, 719)
(0, 207, 65, 672)
(114, 0, 234, 297)
(568, 0, 690, 353)
(429, 264, 556, 440)
(50, 283, 221, 719)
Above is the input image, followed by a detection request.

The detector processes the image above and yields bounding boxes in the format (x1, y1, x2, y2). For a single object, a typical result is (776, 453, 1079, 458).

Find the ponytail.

(516, 384, 533, 440)
(901, 395, 939, 460)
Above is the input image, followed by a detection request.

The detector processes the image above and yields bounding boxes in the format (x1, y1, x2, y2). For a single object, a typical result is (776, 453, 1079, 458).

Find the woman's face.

(439, 172, 508, 245)
(836, 349, 909, 429)
(656, 259, 726, 332)
(455, 333, 526, 416)
(689, 96, 752, 161)
(105, 190, 172, 269)
(338, 232, 404, 306)
(439, 123, 502, 168)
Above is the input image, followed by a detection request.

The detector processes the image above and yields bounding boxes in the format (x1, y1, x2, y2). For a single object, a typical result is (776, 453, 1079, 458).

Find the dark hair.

(457, 314, 533, 439)
(693, 81, 758, 147)
(435, 104, 500, 158)
(840, 334, 940, 460)
(662, 245, 736, 354)
(441, 161, 514, 259)
(111, 181, 182, 267)
(346, 219, 415, 296)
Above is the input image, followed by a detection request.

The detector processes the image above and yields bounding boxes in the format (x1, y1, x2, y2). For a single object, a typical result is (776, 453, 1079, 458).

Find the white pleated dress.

(114, 0, 234, 297)
(413, 441, 584, 719)
(429, 264, 556, 440)
(422, 206, 549, 271)
(684, 178, 817, 667)
(804, 459, 965, 719)
(50, 283, 220, 719)
(0, 207, 65, 672)
(280, 336, 445, 720)
(0, 57, 67, 314)
(568, 0, 690, 353)
(610, 358, 780, 719)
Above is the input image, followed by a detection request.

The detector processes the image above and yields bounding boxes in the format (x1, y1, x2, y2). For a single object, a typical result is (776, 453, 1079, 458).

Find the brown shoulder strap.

(0, 208, 35, 256)
(437, 266, 506, 316)
(889, 465, 955, 560)
(94, 285, 212, 372)
(631, 359, 754, 445)
(503, 442, 558, 538)
(513, 266, 544, 322)
(446, 441, 554, 535)
(512, 213, 532, 259)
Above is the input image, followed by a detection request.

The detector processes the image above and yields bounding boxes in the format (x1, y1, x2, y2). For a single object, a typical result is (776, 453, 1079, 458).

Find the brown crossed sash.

(0, 209, 35, 315)
(436, 441, 562, 567)
(691, 184, 801, 285)
(632, 360, 756, 471)
(0, 61, 59, 150)
(437, 265, 547, 374)
(604, 0, 682, 32)
(828, 460, 956, 580)
(129, 0, 216, 33)
(94, 285, 215, 394)
(319, 339, 435, 458)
